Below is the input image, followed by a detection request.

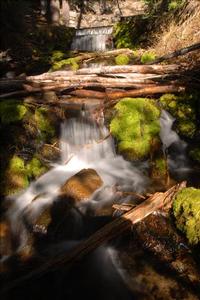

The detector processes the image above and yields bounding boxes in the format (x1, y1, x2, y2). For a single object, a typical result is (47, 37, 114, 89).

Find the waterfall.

(159, 110, 192, 179)
(5, 109, 148, 254)
(71, 26, 113, 51)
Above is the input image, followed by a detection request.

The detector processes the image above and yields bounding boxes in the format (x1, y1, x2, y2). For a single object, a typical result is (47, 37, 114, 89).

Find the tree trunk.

(50, 0, 61, 25)
(60, 0, 70, 25)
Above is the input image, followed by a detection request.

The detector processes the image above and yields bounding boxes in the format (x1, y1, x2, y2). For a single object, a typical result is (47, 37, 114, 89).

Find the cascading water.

(159, 110, 192, 180)
(5, 108, 148, 255)
(71, 26, 113, 51)
(2, 107, 199, 300)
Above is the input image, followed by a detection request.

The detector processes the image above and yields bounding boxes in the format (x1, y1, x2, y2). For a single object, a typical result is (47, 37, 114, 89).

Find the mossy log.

(1, 182, 186, 293)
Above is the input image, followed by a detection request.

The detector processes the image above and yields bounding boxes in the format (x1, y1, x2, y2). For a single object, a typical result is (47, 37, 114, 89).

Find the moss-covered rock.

(115, 54, 130, 65)
(173, 187, 200, 245)
(110, 98, 160, 160)
(52, 57, 80, 71)
(141, 52, 156, 64)
(26, 156, 47, 179)
(0, 100, 27, 124)
(159, 93, 198, 138)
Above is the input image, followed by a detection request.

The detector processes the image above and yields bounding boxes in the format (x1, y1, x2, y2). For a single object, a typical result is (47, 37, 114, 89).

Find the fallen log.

(106, 85, 185, 100)
(70, 89, 105, 99)
(27, 64, 180, 81)
(0, 79, 25, 92)
(0, 83, 185, 100)
(1, 182, 186, 293)
(69, 48, 135, 63)
(27, 73, 166, 82)
(70, 85, 185, 100)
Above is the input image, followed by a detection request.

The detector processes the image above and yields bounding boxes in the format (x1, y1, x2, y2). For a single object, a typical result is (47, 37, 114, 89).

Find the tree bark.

(70, 85, 185, 100)
(1, 182, 186, 293)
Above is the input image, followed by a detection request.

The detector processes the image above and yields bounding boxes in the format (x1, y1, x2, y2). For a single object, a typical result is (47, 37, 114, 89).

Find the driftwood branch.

(1, 182, 186, 293)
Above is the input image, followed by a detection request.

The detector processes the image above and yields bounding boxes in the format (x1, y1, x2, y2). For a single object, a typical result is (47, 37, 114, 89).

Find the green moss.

(52, 57, 80, 71)
(4, 155, 29, 195)
(113, 21, 135, 49)
(35, 107, 55, 140)
(115, 54, 130, 65)
(26, 157, 47, 179)
(9, 156, 25, 173)
(0, 100, 27, 124)
(110, 98, 160, 160)
(152, 157, 167, 178)
(189, 147, 200, 163)
(173, 187, 200, 245)
(141, 52, 156, 64)
(159, 93, 197, 138)
(168, 0, 185, 11)
(51, 50, 66, 63)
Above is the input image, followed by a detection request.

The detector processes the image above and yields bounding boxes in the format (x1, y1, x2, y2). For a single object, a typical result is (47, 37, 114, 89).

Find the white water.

(160, 110, 191, 175)
(5, 109, 192, 254)
(71, 26, 113, 51)
(6, 111, 148, 252)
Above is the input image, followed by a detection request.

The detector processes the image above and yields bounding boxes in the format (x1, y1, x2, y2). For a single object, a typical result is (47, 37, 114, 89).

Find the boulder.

(60, 168, 103, 203)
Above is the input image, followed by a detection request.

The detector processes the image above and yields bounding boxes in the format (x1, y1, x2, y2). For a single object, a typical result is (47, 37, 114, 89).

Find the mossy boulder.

(173, 187, 200, 245)
(0, 100, 27, 124)
(115, 54, 130, 65)
(159, 93, 198, 138)
(110, 98, 160, 160)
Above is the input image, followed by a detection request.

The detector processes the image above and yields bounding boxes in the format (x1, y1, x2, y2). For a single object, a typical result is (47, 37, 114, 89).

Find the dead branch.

(149, 42, 200, 64)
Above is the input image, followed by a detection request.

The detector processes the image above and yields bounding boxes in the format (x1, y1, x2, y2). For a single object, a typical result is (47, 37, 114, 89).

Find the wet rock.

(133, 213, 200, 290)
(60, 168, 103, 203)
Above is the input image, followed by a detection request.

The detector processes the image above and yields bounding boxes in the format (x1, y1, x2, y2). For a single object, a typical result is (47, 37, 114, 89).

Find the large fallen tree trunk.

(1, 182, 186, 293)
(26, 65, 180, 82)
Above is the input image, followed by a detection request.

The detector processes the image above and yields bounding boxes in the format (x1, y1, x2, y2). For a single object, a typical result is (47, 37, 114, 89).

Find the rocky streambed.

(0, 92, 200, 300)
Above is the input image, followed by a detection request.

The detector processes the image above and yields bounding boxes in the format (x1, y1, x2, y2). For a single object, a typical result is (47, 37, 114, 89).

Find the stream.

(1, 101, 200, 299)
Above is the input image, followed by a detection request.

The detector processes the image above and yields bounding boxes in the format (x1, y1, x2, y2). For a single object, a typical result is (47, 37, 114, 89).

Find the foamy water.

(6, 113, 148, 252)
(5, 109, 192, 254)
